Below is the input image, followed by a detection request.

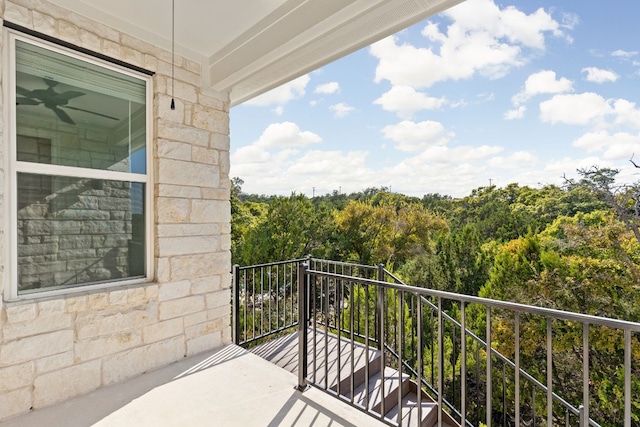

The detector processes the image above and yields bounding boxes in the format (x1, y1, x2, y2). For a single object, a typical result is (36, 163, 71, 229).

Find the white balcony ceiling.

(48, 0, 464, 105)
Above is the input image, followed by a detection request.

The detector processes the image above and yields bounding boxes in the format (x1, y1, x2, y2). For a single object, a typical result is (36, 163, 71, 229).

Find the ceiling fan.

(16, 78, 119, 125)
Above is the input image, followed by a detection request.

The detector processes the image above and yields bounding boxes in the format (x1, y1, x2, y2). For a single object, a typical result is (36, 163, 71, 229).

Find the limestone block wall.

(0, 0, 232, 421)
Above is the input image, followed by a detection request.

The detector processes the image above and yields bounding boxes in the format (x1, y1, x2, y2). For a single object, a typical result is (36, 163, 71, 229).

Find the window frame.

(4, 29, 154, 300)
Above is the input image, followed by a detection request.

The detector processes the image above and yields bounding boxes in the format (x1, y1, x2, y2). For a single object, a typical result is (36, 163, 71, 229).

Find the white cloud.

(539, 93, 640, 129)
(314, 82, 340, 95)
(370, 0, 566, 88)
(381, 120, 452, 152)
(329, 103, 356, 118)
(504, 106, 527, 120)
(613, 99, 640, 128)
(244, 75, 310, 107)
(560, 12, 580, 32)
(573, 131, 640, 160)
(256, 122, 322, 148)
(374, 86, 446, 119)
(612, 49, 638, 58)
(443, 0, 564, 49)
(582, 67, 619, 83)
(512, 70, 573, 105)
(539, 92, 613, 126)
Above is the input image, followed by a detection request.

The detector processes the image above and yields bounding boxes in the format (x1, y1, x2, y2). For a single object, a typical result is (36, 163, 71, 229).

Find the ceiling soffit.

(46, 0, 465, 104)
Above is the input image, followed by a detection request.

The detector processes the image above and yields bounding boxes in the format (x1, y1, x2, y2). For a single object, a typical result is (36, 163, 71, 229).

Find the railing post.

(232, 264, 240, 344)
(306, 254, 312, 325)
(296, 262, 309, 391)
(377, 263, 385, 350)
(579, 405, 585, 427)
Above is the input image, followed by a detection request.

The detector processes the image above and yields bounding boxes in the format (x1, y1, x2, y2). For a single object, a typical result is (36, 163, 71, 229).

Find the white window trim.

(3, 29, 155, 301)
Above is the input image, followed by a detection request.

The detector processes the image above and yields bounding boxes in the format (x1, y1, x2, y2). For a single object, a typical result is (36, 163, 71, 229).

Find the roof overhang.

(47, 0, 464, 105)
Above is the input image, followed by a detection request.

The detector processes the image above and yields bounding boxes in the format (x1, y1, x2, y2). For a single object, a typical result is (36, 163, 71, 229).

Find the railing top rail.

(235, 257, 308, 270)
(305, 267, 640, 332)
(309, 258, 379, 271)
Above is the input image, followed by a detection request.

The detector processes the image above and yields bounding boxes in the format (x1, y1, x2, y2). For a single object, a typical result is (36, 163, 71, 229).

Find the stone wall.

(0, 0, 232, 421)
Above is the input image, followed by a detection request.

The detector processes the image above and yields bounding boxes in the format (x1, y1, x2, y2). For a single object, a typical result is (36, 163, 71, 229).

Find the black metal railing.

(233, 258, 640, 427)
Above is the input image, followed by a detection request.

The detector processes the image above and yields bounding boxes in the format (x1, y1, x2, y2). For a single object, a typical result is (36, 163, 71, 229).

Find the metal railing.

(380, 269, 605, 427)
(233, 258, 640, 427)
(233, 258, 306, 345)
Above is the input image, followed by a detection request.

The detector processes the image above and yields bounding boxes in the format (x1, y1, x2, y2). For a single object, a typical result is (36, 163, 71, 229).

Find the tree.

(566, 166, 640, 244)
(334, 197, 448, 268)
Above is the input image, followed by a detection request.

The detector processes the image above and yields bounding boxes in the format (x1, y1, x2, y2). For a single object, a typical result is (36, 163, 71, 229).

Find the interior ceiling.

(48, 0, 464, 106)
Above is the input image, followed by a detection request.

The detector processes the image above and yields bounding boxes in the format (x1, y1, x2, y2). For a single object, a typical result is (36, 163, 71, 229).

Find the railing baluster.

(296, 262, 308, 391)
(243, 268, 247, 342)
(312, 270, 317, 385)
(377, 264, 385, 350)
(336, 277, 342, 398)
(502, 363, 506, 427)
(267, 266, 272, 334)
(252, 268, 256, 340)
(486, 306, 492, 427)
(582, 322, 589, 427)
(476, 342, 480, 425)
(324, 275, 330, 391)
(461, 301, 466, 427)
(453, 319, 457, 412)
(515, 311, 520, 426)
(275, 264, 280, 332)
(260, 268, 264, 337)
(532, 382, 536, 427)
(431, 309, 435, 387)
(417, 295, 423, 426)
(232, 264, 240, 344)
(350, 280, 355, 403)
(379, 284, 386, 420)
(365, 283, 370, 410)
(438, 296, 444, 427)
(624, 329, 631, 427)
(547, 317, 553, 427)
(398, 290, 404, 427)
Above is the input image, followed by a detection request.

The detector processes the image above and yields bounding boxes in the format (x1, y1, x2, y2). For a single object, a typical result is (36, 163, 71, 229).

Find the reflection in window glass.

(17, 174, 145, 293)
(15, 40, 146, 174)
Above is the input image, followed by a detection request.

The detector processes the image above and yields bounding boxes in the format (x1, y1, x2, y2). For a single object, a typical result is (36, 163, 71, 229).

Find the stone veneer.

(0, 0, 232, 421)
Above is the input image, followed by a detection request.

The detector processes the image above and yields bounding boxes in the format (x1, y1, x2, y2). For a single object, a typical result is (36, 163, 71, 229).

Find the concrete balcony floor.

(1, 345, 388, 427)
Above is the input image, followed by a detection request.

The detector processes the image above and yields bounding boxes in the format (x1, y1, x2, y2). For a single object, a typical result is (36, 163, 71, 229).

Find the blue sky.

(229, 0, 640, 198)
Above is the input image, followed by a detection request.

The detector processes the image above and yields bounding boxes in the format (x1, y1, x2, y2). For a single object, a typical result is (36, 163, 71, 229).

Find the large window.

(7, 33, 152, 297)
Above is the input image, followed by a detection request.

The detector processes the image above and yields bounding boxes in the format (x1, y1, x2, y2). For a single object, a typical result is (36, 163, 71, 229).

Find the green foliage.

(333, 195, 448, 268)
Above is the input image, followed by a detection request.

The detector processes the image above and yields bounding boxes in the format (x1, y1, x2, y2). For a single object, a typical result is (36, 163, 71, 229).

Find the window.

(7, 32, 152, 297)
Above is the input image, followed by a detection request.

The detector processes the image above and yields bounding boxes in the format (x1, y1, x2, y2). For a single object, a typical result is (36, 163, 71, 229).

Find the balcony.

(234, 258, 640, 427)
(4, 257, 638, 427)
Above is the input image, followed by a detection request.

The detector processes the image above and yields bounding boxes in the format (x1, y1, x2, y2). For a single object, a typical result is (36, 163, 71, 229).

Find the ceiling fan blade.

(51, 107, 75, 125)
(62, 105, 119, 121)
(16, 97, 40, 106)
(56, 91, 85, 102)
